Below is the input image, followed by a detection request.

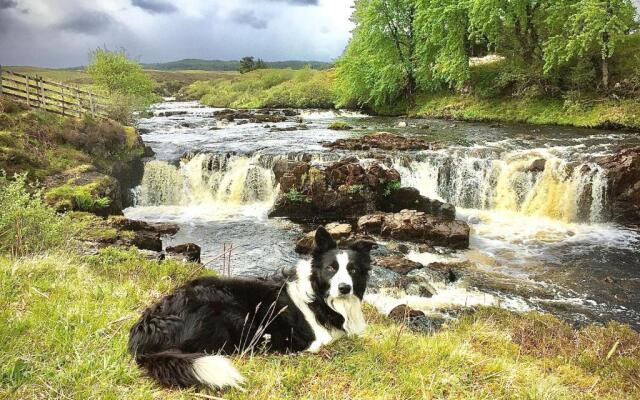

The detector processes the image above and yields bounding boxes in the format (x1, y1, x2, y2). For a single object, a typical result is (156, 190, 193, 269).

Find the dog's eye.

(329, 262, 339, 271)
(347, 263, 356, 273)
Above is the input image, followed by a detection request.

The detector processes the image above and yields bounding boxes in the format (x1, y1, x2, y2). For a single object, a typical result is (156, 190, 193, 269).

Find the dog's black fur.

(128, 227, 374, 388)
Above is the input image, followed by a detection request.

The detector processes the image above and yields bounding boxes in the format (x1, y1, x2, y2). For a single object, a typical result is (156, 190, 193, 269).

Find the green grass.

(1, 248, 639, 399)
(411, 92, 640, 129)
(181, 68, 335, 109)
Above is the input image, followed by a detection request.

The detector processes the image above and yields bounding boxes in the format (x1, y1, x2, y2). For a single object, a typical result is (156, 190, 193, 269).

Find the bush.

(183, 68, 336, 109)
(59, 116, 127, 159)
(0, 173, 72, 256)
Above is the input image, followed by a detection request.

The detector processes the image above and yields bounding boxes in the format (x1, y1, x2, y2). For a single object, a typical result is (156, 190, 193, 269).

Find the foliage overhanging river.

(124, 101, 640, 329)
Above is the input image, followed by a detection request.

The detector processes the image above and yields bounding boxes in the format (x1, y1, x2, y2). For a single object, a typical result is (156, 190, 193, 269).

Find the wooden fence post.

(25, 76, 30, 107)
(39, 77, 45, 108)
(60, 86, 65, 116)
(75, 85, 82, 118)
(89, 93, 95, 117)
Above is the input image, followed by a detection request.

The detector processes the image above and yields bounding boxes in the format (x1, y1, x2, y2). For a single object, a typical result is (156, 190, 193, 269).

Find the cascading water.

(135, 153, 277, 210)
(396, 148, 609, 223)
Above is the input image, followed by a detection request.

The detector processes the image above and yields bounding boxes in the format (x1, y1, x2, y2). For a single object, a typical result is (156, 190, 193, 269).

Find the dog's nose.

(338, 283, 352, 295)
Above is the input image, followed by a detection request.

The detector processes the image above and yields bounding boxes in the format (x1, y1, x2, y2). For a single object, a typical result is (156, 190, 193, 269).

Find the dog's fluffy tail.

(134, 351, 244, 389)
(128, 314, 244, 389)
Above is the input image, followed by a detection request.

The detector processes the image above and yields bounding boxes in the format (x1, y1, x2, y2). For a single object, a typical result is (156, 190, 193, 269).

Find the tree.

(415, 0, 471, 89)
(468, 0, 549, 65)
(86, 48, 155, 100)
(544, 0, 637, 90)
(336, 0, 418, 108)
(255, 58, 268, 70)
(239, 57, 256, 74)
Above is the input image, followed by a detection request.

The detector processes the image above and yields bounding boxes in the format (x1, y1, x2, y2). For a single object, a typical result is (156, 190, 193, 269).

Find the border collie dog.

(128, 227, 374, 389)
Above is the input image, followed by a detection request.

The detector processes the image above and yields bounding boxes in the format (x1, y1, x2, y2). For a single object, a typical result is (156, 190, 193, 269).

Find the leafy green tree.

(468, 0, 549, 64)
(415, 0, 471, 89)
(255, 58, 268, 70)
(544, 0, 637, 90)
(336, 0, 418, 108)
(86, 48, 155, 100)
(239, 56, 256, 74)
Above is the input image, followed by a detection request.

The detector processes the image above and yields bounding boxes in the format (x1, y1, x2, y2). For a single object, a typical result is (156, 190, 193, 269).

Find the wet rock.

(180, 122, 195, 128)
(389, 304, 425, 320)
(374, 256, 423, 275)
(137, 128, 152, 134)
(328, 121, 353, 131)
(270, 126, 298, 132)
(295, 223, 353, 254)
(143, 145, 155, 158)
(525, 158, 546, 173)
(251, 114, 286, 123)
(325, 132, 437, 151)
(357, 210, 470, 249)
(389, 305, 446, 334)
(385, 242, 410, 255)
(127, 231, 163, 252)
(282, 109, 299, 117)
(368, 265, 406, 292)
(381, 186, 456, 220)
(397, 121, 407, 128)
(598, 146, 640, 225)
(156, 110, 187, 117)
(268, 157, 401, 222)
(166, 243, 201, 263)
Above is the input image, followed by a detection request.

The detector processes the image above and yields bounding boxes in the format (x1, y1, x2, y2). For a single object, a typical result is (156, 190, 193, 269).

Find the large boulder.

(268, 157, 401, 222)
(374, 256, 424, 275)
(166, 243, 201, 263)
(381, 187, 455, 220)
(295, 223, 353, 254)
(598, 147, 640, 225)
(357, 210, 470, 249)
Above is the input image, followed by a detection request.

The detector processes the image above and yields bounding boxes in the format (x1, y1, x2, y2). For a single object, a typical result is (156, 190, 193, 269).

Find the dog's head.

(309, 226, 375, 302)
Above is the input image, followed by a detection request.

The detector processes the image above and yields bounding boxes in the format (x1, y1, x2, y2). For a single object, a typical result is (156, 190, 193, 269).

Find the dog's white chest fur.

(286, 259, 366, 353)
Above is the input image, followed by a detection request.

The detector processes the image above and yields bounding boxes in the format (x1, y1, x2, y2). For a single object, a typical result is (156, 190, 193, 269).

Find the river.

(124, 101, 640, 329)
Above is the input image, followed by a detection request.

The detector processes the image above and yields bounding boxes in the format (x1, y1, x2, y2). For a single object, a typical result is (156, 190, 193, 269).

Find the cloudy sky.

(0, 0, 354, 67)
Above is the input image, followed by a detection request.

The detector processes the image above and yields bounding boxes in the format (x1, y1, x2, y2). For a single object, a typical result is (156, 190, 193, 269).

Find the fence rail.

(0, 66, 109, 119)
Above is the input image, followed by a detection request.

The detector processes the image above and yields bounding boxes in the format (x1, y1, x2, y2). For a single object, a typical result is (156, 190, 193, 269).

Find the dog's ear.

(314, 226, 336, 253)
(348, 240, 377, 254)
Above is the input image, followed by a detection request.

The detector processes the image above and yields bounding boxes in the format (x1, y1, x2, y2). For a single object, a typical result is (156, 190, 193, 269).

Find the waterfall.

(398, 149, 609, 223)
(135, 153, 277, 208)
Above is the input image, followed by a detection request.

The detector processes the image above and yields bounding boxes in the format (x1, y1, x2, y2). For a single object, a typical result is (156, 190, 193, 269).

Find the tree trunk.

(602, 56, 609, 91)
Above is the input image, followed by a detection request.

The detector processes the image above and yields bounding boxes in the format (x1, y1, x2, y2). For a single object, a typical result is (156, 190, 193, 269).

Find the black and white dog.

(128, 227, 374, 389)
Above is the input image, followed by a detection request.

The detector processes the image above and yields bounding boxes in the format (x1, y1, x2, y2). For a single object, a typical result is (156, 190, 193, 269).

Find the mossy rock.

(45, 166, 122, 216)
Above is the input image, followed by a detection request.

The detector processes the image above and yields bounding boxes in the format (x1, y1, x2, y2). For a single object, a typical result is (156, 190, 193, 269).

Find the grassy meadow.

(1, 246, 639, 399)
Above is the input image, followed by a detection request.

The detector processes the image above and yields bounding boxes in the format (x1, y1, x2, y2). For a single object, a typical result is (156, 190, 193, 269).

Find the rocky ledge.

(599, 146, 640, 225)
(358, 210, 470, 249)
(324, 132, 439, 151)
(268, 156, 454, 222)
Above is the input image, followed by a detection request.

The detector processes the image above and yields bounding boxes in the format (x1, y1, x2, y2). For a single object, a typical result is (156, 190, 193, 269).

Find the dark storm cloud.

(0, 0, 18, 10)
(132, 0, 177, 15)
(57, 10, 114, 35)
(232, 9, 268, 29)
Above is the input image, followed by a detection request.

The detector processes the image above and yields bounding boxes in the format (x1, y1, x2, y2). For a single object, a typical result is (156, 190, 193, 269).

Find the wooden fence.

(0, 66, 109, 119)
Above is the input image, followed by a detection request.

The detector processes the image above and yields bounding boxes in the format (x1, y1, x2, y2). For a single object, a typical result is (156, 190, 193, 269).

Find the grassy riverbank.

(409, 93, 640, 129)
(1, 247, 639, 399)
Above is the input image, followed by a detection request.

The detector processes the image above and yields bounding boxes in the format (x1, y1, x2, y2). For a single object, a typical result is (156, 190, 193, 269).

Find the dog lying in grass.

(128, 227, 374, 389)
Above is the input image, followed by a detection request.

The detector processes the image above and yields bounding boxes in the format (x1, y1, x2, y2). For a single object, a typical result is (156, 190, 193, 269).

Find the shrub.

(383, 180, 402, 196)
(0, 172, 72, 256)
(285, 188, 309, 203)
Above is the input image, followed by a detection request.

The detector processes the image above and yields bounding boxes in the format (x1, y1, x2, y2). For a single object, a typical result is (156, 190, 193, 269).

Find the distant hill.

(142, 59, 333, 71)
